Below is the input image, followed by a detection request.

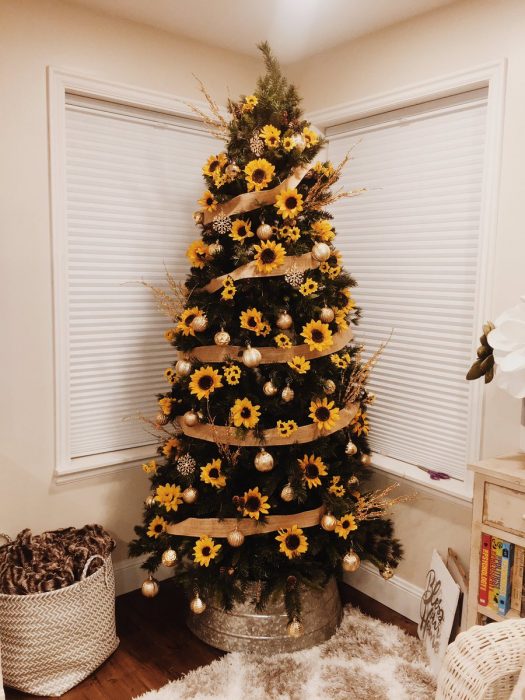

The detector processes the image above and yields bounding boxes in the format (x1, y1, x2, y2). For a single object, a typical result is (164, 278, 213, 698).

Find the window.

(327, 89, 489, 481)
(54, 93, 216, 476)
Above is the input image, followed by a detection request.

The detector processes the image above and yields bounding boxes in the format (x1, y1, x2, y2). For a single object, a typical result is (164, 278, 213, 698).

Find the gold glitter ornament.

(227, 527, 245, 547)
(342, 550, 361, 573)
(345, 440, 358, 456)
(254, 448, 274, 472)
(190, 594, 206, 614)
(183, 410, 199, 427)
(280, 483, 294, 502)
(287, 618, 304, 637)
(141, 575, 159, 598)
(161, 548, 178, 568)
(192, 210, 204, 225)
(381, 565, 394, 580)
(276, 311, 293, 330)
(207, 241, 223, 256)
(324, 379, 336, 395)
(214, 330, 231, 346)
(225, 163, 240, 180)
(321, 513, 337, 531)
(175, 359, 192, 377)
(145, 494, 156, 507)
(347, 475, 359, 487)
(361, 453, 372, 467)
(190, 315, 208, 333)
(256, 223, 273, 240)
(182, 486, 199, 504)
(320, 307, 335, 323)
(312, 242, 331, 262)
(156, 413, 169, 426)
(281, 385, 295, 403)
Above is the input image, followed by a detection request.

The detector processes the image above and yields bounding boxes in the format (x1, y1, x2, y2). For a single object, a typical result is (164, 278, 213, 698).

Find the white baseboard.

(344, 561, 423, 624)
(113, 556, 173, 597)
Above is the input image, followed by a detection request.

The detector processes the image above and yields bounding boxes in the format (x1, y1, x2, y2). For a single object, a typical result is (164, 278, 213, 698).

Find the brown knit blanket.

(0, 525, 115, 595)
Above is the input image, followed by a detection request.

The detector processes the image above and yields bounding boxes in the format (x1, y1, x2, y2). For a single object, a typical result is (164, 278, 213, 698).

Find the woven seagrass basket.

(0, 552, 119, 697)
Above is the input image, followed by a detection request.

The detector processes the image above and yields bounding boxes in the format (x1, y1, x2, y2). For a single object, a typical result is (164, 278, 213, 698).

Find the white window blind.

(327, 90, 488, 480)
(60, 95, 216, 471)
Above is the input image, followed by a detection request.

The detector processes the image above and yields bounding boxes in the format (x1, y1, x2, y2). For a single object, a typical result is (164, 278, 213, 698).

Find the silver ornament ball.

(254, 448, 274, 472)
(242, 346, 262, 368)
(182, 486, 198, 504)
(263, 380, 278, 397)
(256, 223, 273, 240)
(312, 242, 331, 262)
(276, 311, 293, 330)
(175, 359, 192, 377)
(320, 306, 335, 323)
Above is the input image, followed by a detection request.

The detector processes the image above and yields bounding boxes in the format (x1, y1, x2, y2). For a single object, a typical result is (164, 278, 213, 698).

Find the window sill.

(55, 444, 156, 484)
(370, 453, 473, 506)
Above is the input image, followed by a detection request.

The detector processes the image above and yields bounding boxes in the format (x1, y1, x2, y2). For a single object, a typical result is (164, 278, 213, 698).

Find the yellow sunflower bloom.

(330, 353, 348, 369)
(230, 219, 254, 242)
(311, 220, 335, 242)
(309, 397, 340, 431)
(186, 240, 209, 269)
(189, 366, 223, 400)
(287, 355, 311, 374)
(274, 188, 304, 220)
(154, 483, 183, 512)
(328, 266, 342, 280)
(276, 419, 298, 437)
(340, 288, 356, 313)
(279, 225, 301, 242)
(259, 321, 271, 336)
(200, 458, 226, 488)
(198, 190, 218, 212)
(223, 364, 241, 385)
(241, 486, 270, 520)
(147, 515, 167, 539)
(202, 153, 227, 179)
(164, 367, 176, 384)
(244, 159, 275, 191)
(274, 333, 292, 348)
(335, 514, 358, 539)
(276, 524, 308, 559)
(240, 307, 265, 335)
(299, 278, 319, 296)
(335, 310, 349, 331)
(253, 240, 286, 274)
(302, 126, 319, 147)
(177, 307, 202, 337)
(231, 398, 260, 429)
(329, 475, 346, 498)
(260, 124, 281, 148)
(242, 94, 258, 112)
(223, 275, 235, 287)
(142, 459, 157, 475)
(221, 284, 237, 301)
(193, 536, 221, 567)
(282, 135, 295, 152)
(162, 437, 180, 458)
(298, 454, 328, 489)
(164, 328, 177, 343)
(351, 410, 370, 436)
(301, 320, 333, 352)
(313, 160, 334, 178)
(158, 397, 172, 416)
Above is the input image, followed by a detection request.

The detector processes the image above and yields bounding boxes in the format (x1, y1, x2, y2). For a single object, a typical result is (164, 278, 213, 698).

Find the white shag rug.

(135, 606, 436, 700)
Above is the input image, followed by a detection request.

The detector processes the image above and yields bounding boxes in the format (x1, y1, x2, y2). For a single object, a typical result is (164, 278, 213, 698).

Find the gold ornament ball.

(145, 494, 156, 507)
(156, 412, 169, 426)
(183, 410, 199, 427)
(281, 386, 295, 403)
(263, 380, 278, 397)
(227, 528, 245, 547)
(242, 345, 262, 368)
(381, 565, 394, 580)
(175, 359, 192, 377)
(214, 330, 231, 346)
(182, 486, 198, 504)
(324, 379, 336, 395)
(342, 550, 361, 573)
(276, 311, 293, 330)
(320, 306, 335, 323)
(190, 315, 208, 333)
(207, 241, 223, 257)
(256, 223, 273, 240)
(161, 548, 178, 568)
(361, 453, 372, 467)
(281, 483, 294, 502)
(347, 475, 359, 487)
(254, 448, 274, 472)
(190, 595, 206, 615)
(312, 242, 331, 262)
(192, 210, 204, 225)
(141, 575, 159, 598)
(225, 163, 240, 180)
(321, 513, 337, 532)
(287, 618, 304, 638)
(292, 133, 307, 152)
(345, 440, 358, 456)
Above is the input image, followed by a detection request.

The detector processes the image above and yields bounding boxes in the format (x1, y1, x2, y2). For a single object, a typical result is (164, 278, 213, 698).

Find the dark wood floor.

(5, 580, 416, 700)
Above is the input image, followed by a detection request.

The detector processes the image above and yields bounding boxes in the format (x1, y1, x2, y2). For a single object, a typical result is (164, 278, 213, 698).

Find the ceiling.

(64, 0, 458, 64)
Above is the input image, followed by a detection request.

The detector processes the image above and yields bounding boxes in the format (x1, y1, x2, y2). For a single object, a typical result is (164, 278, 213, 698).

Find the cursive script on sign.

(419, 568, 445, 653)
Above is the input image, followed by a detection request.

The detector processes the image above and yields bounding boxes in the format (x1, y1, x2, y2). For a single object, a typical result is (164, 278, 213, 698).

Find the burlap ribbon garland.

(198, 252, 319, 294)
(166, 505, 325, 538)
(186, 324, 354, 364)
(202, 164, 311, 226)
(176, 404, 357, 447)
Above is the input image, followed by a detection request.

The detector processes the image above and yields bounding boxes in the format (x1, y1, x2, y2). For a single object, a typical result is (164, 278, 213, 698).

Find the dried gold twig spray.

(305, 151, 366, 211)
(354, 483, 415, 522)
(184, 75, 229, 141)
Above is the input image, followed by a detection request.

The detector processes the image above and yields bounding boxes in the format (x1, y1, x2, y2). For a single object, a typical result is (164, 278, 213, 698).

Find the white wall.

(0, 0, 258, 571)
(289, 0, 525, 587)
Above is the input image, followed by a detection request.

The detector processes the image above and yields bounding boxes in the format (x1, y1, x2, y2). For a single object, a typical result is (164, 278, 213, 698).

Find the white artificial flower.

(488, 296, 525, 398)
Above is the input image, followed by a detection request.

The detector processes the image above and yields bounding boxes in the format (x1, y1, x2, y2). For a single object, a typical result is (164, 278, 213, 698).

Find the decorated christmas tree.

(130, 44, 402, 636)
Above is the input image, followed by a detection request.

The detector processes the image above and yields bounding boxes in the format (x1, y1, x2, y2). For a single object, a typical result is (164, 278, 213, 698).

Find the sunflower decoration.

(351, 409, 370, 437)
(287, 355, 311, 374)
(319, 250, 342, 275)
(244, 158, 275, 191)
(313, 161, 334, 178)
(311, 220, 335, 242)
(221, 282, 237, 301)
(189, 365, 223, 400)
(259, 321, 271, 336)
(158, 397, 173, 416)
(154, 483, 183, 512)
(297, 454, 328, 489)
(142, 459, 157, 475)
(198, 190, 218, 212)
(276, 524, 308, 560)
(301, 320, 333, 352)
(274, 333, 292, 348)
(162, 437, 180, 458)
(177, 307, 202, 337)
(299, 278, 319, 297)
(240, 307, 265, 335)
(329, 475, 346, 498)
(202, 152, 227, 181)
(230, 219, 254, 242)
(260, 124, 281, 148)
(339, 288, 356, 313)
(253, 240, 286, 274)
(335, 310, 349, 331)
(164, 367, 177, 385)
(276, 419, 298, 437)
(279, 225, 301, 242)
(164, 328, 177, 343)
(186, 240, 209, 269)
(242, 94, 258, 113)
(282, 135, 295, 152)
(274, 188, 304, 220)
(193, 536, 221, 567)
(309, 397, 340, 431)
(334, 514, 358, 539)
(302, 126, 319, 147)
(200, 458, 227, 488)
(147, 515, 167, 539)
(231, 397, 261, 429)
(330, 353, 348, 370)
(241, 486, 270, 520)
(328, 266, 342, 280)
(223, 364, 242, 385)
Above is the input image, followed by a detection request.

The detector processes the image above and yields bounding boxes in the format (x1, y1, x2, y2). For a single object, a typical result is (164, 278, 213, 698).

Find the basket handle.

(0, 533, 11, 545)
(81, 554, 109, 587)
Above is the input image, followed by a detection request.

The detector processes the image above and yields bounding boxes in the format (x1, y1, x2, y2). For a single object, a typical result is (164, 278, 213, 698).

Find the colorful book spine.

(511, 546, 524, 612)
(478, 533, 491, 606)
(488, 537, 503, 611)
(498, 541, 514, 616)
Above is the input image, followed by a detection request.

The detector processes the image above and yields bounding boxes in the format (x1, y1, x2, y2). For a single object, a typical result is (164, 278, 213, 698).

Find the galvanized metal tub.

(187, 577, 342, 653)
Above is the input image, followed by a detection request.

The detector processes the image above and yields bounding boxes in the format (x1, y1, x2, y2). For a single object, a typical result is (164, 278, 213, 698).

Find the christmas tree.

(130, 44, 402, 630)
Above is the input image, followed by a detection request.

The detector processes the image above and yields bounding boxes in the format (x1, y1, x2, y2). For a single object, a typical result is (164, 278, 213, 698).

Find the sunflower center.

(209, 468, 219, 478)
(312, 329, 324, 342)
(209, 160, 219, 172)
(206, 197, 213, 205)
(245, 496, 261, 512)
(198, 375, 214, 390)
(315, 407, 331, 421)
(154, 524, 163, 533)
(252, 168, 266, 183)
(285, 196, 298, 209)
(305, 464, 319, 478)
(202, 546, 211, 556)
(328, 255, 337, 266)
(285, 534, 300, 550)
(238, 225, 247, 237)
(247, 317, 257, 328)
(260, 249, 276, 264)
(241, 407, 252, 418)
(185, 314, 196, 326)
(342, 520, 351, 530)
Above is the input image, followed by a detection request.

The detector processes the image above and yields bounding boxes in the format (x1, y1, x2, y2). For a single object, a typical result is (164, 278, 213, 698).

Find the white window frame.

(307, 60, 506, 504)
(48, 67, 216, 483)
